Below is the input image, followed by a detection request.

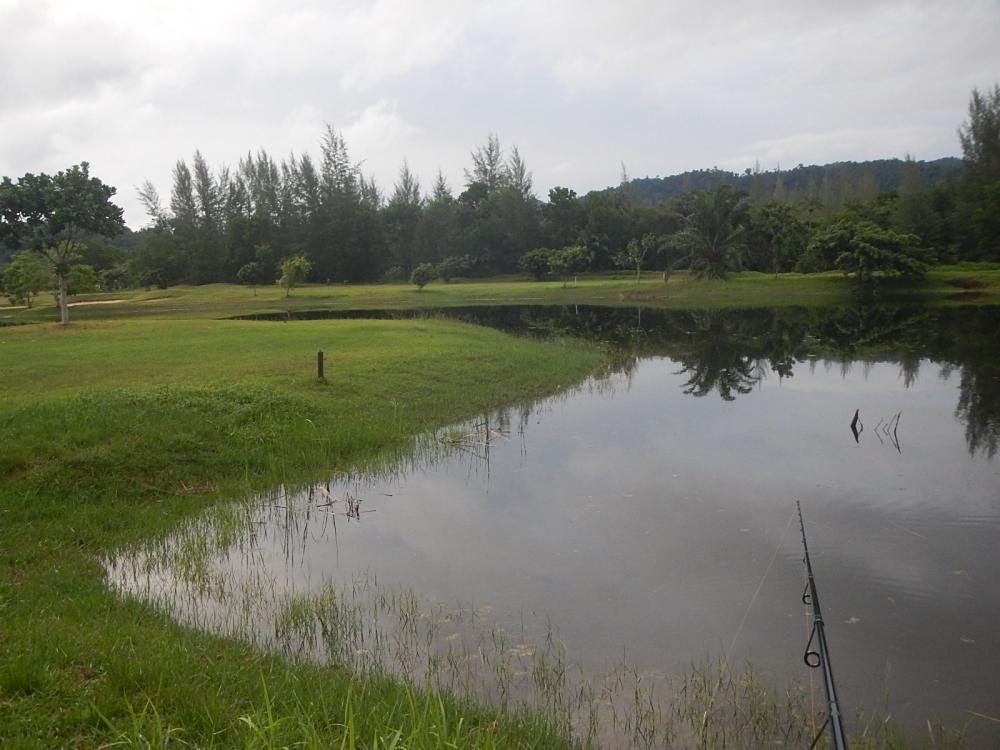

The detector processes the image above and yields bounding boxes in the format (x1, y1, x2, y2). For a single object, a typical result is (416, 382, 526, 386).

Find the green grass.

(0, 317, 601, 748)
(3, 265, 999, 326)
(2, 273, 991, 747)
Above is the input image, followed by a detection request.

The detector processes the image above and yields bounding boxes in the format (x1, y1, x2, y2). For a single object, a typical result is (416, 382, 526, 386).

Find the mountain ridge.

(592, 156, 963, 205)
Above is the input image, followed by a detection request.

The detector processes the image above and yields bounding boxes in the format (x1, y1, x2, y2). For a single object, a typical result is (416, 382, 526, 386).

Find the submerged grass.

(105, 470, 980, 750)
(0, 317, 599, 748)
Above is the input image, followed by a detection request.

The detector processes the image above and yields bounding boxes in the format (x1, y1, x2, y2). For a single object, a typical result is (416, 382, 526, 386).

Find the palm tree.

(670, 186, 748, 280)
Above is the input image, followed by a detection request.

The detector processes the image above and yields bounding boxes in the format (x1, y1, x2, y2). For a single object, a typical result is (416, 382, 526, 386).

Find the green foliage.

(277, 255, 312, 296)
(807, 219, 929, 286)
(601, 158, 962, 208)
(67, 263, 99, 295)
(0, 163, 124, 323)
(614, 235, 657, 282)
(130, 229, 184, 288)
(518, 248, 553, 280)
(409, 262, 437, 290)
(237, 261, 265, 294)
(547, 244, 592, 287)
(2, 252, 50, 306)
(959, 84, 1000, 188)
(972, 180, 1000, 254)
(436, 254, 472, 283)
(798, 218, 853, 272)
(959, 84, 1000, 259)
(98, 265, 130, 291)
(127, 103, 998, 288)
(542, 186, 584, 248)
(0, 162, 124, 252)
(746, 202, 810, 274)
(670, 186, 748, 280)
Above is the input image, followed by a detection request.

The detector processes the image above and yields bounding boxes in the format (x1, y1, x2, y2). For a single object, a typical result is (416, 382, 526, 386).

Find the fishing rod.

(797, 500, 849, 750)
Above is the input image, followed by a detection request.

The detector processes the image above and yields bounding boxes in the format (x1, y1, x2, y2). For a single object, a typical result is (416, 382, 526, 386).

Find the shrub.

(410, 263, 437, 290)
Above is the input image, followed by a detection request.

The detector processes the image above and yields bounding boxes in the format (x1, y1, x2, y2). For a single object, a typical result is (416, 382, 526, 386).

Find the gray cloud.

(1, 0, 997, 226)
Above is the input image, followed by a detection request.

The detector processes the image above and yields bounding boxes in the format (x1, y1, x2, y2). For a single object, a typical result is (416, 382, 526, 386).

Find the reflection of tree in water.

(935, 307, 1000, 459)
(251, 303, 1000, 459)
(505, 303, 1000, 459)
(671, 312, 764, 401)
(955, 367, 1000, 458)
(465, 303, 999, 458)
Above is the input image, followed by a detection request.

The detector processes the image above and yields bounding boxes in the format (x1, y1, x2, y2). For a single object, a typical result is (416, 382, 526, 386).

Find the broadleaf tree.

(2, 252, 50, 307)
(277, 255, 311, 296)
(548, 244, 592, 287)
(0, 163, 124, 324)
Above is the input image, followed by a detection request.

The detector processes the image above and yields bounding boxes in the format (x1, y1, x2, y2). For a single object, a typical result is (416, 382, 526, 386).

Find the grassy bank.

(3, 265, 999, 326)
(0, 317, 602, 748)
(1, 280, 988, 747)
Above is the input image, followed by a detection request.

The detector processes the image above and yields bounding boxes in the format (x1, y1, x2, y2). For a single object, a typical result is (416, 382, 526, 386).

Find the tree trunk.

(58, 275, 70, 326)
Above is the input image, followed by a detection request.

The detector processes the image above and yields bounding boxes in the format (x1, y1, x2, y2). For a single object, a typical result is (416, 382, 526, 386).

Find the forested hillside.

(614, 157, 963, 207)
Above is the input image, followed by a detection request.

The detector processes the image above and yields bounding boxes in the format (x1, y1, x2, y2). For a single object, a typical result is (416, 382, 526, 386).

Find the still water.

(111, 305, 1000, 744)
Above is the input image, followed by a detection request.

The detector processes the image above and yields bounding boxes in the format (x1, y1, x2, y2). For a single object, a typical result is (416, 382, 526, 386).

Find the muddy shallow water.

(111, 305, 1000, 744)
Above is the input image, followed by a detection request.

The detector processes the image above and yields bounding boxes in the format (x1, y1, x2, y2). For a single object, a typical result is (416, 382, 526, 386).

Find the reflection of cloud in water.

(113, 304, 1000, 741)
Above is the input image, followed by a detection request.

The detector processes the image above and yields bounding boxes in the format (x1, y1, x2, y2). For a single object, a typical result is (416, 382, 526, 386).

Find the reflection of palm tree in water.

(672, 312, 764, 401)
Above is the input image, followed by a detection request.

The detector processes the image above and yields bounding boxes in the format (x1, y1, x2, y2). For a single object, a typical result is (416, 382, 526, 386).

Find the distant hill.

(597, 157, 963, 206)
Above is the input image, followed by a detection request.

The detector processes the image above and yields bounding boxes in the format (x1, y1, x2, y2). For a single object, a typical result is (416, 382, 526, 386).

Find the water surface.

(112, 305, 1000, 743)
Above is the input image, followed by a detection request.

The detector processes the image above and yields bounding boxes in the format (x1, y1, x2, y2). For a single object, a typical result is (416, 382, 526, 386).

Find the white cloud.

(1, 0, 998, 224)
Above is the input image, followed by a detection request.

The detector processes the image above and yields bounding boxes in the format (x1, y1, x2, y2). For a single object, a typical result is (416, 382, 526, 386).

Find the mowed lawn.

(3, 263, 999, 327)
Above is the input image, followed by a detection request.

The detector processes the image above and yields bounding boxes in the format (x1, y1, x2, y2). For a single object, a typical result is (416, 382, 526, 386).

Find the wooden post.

(317, 349, 325, 380)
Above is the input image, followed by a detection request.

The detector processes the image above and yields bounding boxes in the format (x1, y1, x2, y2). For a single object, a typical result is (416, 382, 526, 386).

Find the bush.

(410, 263, 437, 290)
(548, 245, 592, 286)
(67, 264, 99, 295)
(2, 253, 50, 307)
(436, 255, 473, 283)
(519, 248, 553, 280)
(99, 265, 130, 291)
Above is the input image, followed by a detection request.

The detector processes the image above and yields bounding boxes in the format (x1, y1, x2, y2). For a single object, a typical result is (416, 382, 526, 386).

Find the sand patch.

(68, 299, 126, 307)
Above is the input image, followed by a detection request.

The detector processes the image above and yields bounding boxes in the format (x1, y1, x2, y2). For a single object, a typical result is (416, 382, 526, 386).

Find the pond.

(110, 304, 1000, 746)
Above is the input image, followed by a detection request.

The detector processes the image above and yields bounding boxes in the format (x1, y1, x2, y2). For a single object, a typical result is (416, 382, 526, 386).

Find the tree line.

(3, 84, 999, 310)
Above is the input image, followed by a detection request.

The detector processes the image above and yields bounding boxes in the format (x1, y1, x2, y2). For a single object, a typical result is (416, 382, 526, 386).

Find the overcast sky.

(2, 0, 998, 227)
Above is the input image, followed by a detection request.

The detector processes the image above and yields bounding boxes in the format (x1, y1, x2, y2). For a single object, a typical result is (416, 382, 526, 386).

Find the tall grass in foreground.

(104, 417, 978, 750)
(99, 682, 534, 750)
(99, 660, 974, 749)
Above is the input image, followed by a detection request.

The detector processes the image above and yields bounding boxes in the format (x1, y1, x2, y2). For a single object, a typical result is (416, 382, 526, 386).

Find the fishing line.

(725, 510, 796, 662)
